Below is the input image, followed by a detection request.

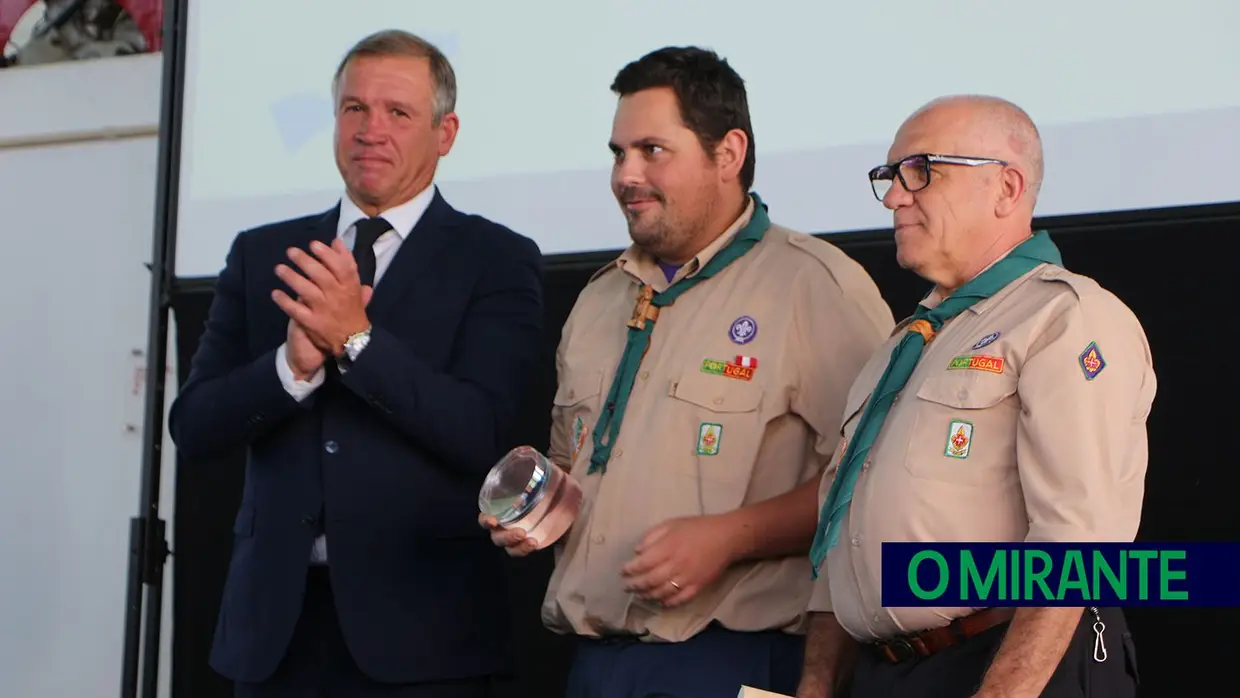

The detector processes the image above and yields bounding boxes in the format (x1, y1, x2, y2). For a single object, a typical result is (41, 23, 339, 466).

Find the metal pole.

(120, 0, 189, 696)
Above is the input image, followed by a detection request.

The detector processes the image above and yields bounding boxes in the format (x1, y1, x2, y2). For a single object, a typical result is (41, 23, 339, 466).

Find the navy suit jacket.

(169, 191, 544, 684)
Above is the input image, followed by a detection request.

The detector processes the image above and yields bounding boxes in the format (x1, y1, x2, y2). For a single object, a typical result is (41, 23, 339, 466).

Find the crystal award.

(478, 445, 582, 549)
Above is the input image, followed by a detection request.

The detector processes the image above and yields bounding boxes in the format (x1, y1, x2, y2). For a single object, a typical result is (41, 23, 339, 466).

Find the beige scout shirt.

(541, 199, 895, 642)
(807, 259, 1157, 642)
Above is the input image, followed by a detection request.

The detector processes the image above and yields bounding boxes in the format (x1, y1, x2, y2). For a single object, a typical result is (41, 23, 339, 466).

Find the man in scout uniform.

(480, 47, 894, 697)
(797, 95, 1155, 698)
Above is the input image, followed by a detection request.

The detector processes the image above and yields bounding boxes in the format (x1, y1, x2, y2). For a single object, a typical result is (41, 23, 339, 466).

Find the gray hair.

(332, 29, 457, 125)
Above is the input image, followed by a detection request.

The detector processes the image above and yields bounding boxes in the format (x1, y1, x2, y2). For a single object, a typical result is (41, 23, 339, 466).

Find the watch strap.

(343, 327, 372, 362)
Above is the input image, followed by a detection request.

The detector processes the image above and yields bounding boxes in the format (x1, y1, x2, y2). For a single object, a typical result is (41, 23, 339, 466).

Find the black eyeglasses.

(868, 153, 1008, 201)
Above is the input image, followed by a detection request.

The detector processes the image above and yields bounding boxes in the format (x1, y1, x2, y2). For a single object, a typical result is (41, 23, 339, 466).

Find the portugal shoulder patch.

(947, 354, 1005, 374)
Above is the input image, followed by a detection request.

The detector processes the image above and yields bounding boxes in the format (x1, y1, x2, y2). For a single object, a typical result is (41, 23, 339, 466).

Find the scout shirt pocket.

(668, 369, 765, 515)
(903, 369, 1019, 486)
(552, 368, 604, 471)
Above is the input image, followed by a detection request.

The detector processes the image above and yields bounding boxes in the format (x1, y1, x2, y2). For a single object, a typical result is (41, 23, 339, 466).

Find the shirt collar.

(918, 235, 1040, 313)
(336, 183, 436, 241)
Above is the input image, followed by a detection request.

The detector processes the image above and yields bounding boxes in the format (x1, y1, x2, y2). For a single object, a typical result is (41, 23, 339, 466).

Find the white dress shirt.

(274, 183, 436, 564)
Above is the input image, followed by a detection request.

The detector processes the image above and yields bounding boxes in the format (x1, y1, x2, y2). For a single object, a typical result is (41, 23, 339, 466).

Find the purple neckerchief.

(656, 259, 682, 282)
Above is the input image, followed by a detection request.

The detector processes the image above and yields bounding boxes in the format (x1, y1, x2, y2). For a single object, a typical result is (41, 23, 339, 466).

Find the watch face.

(344, 330, 370, 361)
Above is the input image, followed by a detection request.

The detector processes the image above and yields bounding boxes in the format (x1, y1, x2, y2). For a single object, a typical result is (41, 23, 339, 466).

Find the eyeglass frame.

(867, 153, 1009, 201)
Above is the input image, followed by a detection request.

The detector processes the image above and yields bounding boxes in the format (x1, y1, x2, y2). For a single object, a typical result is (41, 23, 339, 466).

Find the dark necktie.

(353, 217, 391, 286)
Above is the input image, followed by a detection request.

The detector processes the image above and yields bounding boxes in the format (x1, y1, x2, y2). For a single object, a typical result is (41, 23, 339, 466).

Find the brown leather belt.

(873, 608, 1014, 663)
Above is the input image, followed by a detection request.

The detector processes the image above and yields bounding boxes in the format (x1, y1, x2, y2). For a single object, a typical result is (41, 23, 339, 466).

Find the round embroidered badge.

(971, 332, 1000, 350)
(729, 315, 757, 345)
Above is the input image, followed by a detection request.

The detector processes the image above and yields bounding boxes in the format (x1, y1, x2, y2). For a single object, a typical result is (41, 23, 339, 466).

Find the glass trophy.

(478, 446, 582, 549)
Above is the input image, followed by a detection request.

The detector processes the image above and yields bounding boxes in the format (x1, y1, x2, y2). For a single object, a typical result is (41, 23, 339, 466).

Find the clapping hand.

(272, 239, 372, 356)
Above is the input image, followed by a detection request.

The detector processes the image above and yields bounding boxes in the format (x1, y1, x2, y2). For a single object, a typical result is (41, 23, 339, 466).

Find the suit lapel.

(366, 189, 460, 323)
(309, 205, 340, 248)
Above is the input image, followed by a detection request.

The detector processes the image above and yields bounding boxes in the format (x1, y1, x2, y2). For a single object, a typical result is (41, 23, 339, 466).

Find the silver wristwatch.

(343, 327, 372, 362)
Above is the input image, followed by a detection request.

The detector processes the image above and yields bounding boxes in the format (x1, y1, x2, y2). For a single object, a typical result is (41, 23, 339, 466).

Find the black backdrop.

(169, 206, 1237, 698)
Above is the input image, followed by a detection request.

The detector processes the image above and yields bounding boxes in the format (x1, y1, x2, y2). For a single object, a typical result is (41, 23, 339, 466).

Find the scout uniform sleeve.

(789, 241, 892, 615)
(785, 243, 895, 465)
(547, 333, 574, 472)
(1017, 280, 1156, 544)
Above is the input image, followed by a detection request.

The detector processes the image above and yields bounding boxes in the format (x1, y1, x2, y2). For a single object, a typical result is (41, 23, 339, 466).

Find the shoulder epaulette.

(586, 258, 622, 285)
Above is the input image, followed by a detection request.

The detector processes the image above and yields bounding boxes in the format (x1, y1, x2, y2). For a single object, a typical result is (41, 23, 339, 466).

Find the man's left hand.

(620, 515, 738, 607)
(272, 239, 371, 356)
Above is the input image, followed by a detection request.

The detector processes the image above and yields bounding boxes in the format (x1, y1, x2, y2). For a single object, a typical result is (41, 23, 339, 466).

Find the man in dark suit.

(169, 29, 544, 698)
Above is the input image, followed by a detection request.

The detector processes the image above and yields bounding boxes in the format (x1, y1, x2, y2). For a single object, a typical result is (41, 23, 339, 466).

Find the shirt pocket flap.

(914, 372, 1017, 410)
(553, 368, 604, 407)
(671, 370, 764, 413)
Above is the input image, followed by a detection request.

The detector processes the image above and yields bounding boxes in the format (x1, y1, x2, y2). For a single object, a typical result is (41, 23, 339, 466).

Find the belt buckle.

(880, 637, 918, 663)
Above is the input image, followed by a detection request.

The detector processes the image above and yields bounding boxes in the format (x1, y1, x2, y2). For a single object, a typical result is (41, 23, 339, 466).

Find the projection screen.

(173, 0, 1240, 277)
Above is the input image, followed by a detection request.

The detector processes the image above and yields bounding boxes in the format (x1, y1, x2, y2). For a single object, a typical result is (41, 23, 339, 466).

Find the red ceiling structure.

(0, 0, 162, 56)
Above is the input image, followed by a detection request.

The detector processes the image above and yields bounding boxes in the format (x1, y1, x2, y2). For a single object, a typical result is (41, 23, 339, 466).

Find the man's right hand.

(286, 318, 327, 381)
(282, 283, 373, 380)
(478, 514, 540, 557)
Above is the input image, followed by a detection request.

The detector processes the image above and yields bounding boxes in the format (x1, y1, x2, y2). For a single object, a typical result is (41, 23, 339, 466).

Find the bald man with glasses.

(796, 96, 1155, 698)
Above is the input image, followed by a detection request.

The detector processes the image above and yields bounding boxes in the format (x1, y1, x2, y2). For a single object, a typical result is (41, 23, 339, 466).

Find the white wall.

(174, 0, 1240, 271)
(0, 53, 176, 698)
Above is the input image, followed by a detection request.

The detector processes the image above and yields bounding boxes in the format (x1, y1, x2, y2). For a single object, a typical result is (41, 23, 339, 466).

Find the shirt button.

(851, 535, 862, 546)
(592, 533, 605, 544)
(614, 449, 623, 458)
(713, 397, 724, 405)
(324, 440, 339, 454)
(639, 371, 649, 381)
(873, 613, 881, 623)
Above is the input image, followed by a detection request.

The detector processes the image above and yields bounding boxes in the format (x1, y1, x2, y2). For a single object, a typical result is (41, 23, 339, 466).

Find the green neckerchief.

(808, 230, 1063, 576)
(587, 193, 771, 475)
